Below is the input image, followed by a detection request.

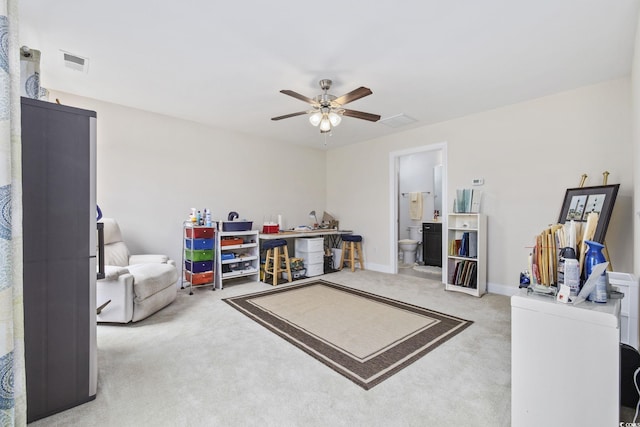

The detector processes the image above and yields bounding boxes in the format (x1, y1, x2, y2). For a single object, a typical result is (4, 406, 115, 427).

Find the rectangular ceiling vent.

(60, 50, 89, 73)
(379, 113, 418, 128)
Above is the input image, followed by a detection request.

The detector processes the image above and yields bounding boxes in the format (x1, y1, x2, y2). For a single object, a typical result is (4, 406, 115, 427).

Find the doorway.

(389, 143, 447, 282)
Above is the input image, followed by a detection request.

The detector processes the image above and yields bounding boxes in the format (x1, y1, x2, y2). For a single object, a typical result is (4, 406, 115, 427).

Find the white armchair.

(97, 218, 178, 323)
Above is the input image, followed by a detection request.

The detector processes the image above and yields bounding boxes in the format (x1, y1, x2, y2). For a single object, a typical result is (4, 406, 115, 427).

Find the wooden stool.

(340, 235, 364, 272)
(263, 239, 292, 286)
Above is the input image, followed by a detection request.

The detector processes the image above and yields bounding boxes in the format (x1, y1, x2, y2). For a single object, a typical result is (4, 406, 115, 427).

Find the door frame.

(388, 142, 448, 280)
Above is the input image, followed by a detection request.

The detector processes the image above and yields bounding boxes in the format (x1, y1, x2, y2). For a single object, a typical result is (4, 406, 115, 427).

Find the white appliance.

(511, 291, 620, 427)
(608, 271, 639, 349)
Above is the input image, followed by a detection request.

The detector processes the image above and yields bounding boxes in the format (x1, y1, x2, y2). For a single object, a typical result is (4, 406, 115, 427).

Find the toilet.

(398, 226, 422, 265)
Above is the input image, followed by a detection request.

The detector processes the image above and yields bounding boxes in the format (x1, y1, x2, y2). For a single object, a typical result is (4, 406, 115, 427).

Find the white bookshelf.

(445, 213, 487, 297)
(215, 228, 260, 289)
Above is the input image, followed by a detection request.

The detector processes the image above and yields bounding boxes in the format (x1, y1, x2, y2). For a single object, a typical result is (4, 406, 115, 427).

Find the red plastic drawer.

(185, 227, 214, 238)
(184, 271, 213, 285)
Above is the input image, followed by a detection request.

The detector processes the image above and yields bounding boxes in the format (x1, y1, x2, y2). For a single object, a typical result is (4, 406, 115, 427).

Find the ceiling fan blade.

(333, 87, 373, 106)
(271, 111, 309, 121)
(342, 109, 381, 122)
(280, 90, 317, 105)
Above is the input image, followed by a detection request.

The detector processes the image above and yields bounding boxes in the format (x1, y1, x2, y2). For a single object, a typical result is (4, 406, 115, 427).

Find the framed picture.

(557, 184, 619, 243)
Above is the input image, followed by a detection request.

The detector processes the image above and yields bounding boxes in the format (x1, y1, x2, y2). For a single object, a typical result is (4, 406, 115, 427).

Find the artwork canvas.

(557, 184, 619, 243)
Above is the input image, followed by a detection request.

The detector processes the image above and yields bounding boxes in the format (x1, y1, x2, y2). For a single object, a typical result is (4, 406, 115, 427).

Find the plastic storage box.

(185, 260, 213, 273)
(184, 271, 213, 285)
(295, 249, 324, 264)
(184, 249, 214, 262)
(305, 263, 324, 277)
(221, 237, 243, 246)
(295, 237, 324, 252)
(221, 221, 252, 231)
(282, 270, 306, 280)
(185, 227, 214, 239)
(185, 238, 214, 250)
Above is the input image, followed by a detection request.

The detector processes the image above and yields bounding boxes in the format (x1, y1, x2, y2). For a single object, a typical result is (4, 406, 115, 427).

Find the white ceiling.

(19, 0, 640, 149)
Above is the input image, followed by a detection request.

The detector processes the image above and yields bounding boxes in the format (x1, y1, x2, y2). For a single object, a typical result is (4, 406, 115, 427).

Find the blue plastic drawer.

(185, 260, 213, 273)
(185, 238, 214, 250)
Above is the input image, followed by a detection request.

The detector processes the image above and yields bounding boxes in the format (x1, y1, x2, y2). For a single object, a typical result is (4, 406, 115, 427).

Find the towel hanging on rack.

(409, 192, 423, 220)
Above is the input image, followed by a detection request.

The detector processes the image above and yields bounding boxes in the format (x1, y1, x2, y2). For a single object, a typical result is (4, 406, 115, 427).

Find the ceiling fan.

(271, 79, 381, 133)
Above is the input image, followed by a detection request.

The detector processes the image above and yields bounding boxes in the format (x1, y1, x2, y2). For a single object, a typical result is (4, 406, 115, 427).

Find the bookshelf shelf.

(445, 213, 487, 297)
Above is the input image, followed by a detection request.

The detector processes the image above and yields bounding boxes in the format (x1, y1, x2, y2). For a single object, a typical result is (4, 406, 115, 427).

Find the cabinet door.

(21, 98, 96, 422)
(422, 223, 442, 267)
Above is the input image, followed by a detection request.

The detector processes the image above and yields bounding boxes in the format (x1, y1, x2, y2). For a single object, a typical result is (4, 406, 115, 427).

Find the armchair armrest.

(103, 265, 130, 280)
(129, 254, 169, 264)
(97, 266, 134, 323)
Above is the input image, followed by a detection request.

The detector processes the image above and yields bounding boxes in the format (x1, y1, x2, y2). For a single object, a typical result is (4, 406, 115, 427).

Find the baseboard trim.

(365, 263, 394, 274)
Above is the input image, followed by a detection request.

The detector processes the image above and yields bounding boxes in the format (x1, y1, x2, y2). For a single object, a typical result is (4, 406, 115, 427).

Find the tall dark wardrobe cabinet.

(21, 97, 98, 422)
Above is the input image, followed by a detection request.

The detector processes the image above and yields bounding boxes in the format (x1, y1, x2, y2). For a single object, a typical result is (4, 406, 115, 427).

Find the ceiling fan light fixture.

(328, 111, 342, 127)
(319, 117, 331, 132)
(272, 78, 379, 137)
(309, 111, 322, 126)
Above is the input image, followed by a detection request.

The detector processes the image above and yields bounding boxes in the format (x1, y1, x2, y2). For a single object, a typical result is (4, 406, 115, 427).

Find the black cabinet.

(22, 97, 97, 422)
(422, 222, 442, 267)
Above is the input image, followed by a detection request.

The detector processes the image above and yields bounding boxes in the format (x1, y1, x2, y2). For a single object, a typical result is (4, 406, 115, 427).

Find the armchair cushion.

(127, 263, 178, 302)
(129, 254, 169, 264)
(104, 242, 130, 267)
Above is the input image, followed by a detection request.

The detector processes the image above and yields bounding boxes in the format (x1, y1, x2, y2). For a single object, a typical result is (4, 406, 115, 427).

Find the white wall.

(50, 91, 327, 266)
(327, 78, 633, 290)
(51, 77, 633, 292)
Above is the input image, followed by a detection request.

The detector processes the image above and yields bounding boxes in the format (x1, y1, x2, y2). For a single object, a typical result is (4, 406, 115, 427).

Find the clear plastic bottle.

(558, 247, 580, 296)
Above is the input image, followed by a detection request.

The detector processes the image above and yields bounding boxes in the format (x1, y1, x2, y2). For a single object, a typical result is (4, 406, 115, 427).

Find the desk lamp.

(309, 210, 319, 227)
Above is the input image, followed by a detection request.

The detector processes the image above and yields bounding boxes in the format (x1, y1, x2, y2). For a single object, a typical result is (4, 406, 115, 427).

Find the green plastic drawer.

(184, 249, 213, 262)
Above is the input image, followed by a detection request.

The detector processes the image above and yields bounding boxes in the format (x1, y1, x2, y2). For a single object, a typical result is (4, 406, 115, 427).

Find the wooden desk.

(260, 229, 352, 251)
(259, 229, 352, 277)
(259, 229, 351, 246)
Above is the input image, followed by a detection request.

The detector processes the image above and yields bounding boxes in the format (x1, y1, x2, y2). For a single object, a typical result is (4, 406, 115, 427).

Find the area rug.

(223, 279, 472, 389)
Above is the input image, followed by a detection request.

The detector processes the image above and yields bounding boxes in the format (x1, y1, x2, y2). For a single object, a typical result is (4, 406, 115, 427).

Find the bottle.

(584, 240, 607, 303)
(557, 247, 580, 296)
(196, 210, 202, 225)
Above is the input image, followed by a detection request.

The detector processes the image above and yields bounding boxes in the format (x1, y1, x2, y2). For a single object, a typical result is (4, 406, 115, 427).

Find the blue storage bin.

(185, 260, 213, 273)
(185, 238, 214, 250)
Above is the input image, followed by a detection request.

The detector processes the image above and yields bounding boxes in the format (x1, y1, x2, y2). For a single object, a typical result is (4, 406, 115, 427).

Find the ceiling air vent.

(379, 113, 418, 128)
(60, 50, 89, 73)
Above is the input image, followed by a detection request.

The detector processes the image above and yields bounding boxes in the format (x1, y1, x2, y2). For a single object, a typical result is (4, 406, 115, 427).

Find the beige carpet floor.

(31, 270, 512, 427)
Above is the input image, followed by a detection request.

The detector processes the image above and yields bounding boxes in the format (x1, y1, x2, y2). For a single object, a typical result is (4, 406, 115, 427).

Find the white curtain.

(19, 46, 46, 100)
(0, 0, 27, 425)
